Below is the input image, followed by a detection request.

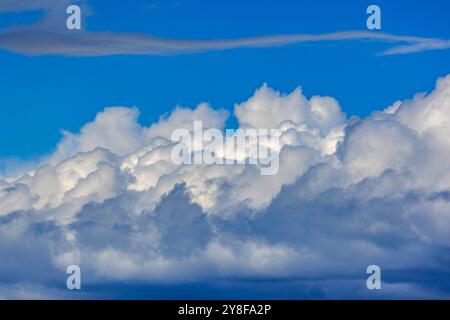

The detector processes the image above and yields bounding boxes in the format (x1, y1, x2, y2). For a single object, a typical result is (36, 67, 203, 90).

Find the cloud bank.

(1, 75, 450, 298)
(1, 28, 450, 57)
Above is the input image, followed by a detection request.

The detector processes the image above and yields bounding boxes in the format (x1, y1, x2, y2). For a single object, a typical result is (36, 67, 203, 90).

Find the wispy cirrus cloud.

(1, 28, 450, 57)
(0, 1, 449, 57)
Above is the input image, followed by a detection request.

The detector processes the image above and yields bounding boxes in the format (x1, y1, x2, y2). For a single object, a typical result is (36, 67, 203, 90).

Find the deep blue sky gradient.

(0, 0, 450, 160)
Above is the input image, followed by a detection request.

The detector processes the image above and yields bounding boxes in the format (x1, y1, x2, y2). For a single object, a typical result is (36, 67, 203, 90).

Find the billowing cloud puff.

(1, 75, 450, 298)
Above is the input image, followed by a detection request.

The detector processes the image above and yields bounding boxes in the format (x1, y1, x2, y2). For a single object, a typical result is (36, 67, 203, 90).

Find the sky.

(1, 0, 450, 300)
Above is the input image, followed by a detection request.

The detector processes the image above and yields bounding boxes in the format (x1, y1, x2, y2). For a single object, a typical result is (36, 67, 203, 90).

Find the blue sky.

(1, 0, 450, 300)
(1, 0, 449, 159)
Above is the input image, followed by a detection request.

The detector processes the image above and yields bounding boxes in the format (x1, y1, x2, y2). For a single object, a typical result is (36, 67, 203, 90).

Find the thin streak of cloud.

(0, 0, 448, 56)
(0, 28, 450, 57)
